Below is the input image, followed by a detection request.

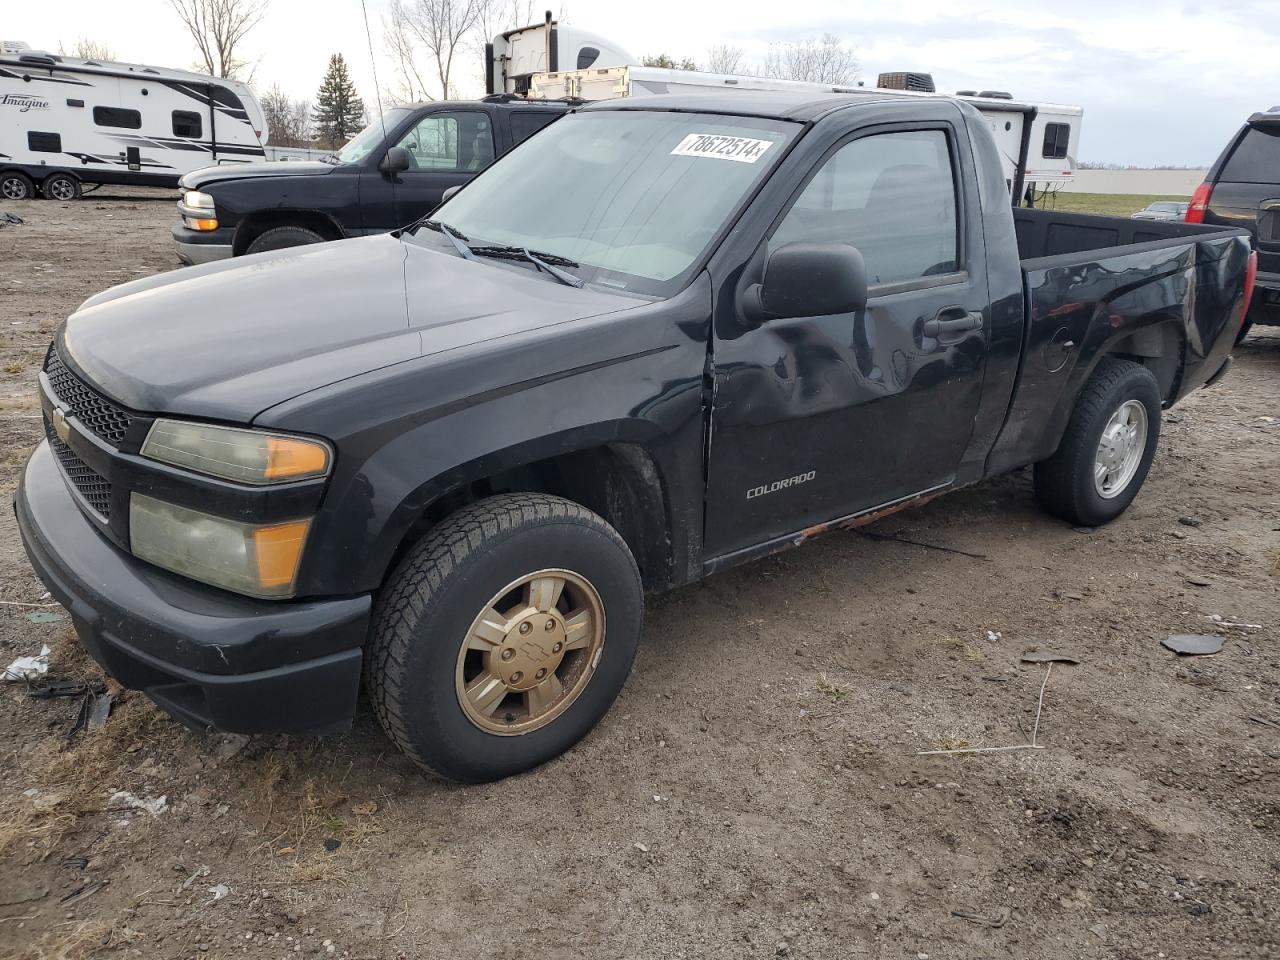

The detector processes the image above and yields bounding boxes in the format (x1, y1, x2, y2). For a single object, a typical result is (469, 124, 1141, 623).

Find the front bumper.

(15, 441, 370, 734)
(172, 223, 233, 265)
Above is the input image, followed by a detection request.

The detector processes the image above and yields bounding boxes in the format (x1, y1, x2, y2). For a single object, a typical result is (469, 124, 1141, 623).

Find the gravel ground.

(0, 189, 1277, 960)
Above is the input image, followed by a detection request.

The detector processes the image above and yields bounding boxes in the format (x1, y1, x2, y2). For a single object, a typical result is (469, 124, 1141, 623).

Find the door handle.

(922, 308, 984, 339)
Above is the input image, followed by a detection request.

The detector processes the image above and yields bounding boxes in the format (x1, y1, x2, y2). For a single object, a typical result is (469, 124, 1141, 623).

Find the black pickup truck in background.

(1188, 106, 1278, 341)
(20, 92, 1253, 783)
(172, 97, 569, 264)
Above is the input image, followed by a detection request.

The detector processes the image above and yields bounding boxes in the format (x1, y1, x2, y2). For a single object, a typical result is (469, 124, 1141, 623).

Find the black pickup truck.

(172, 97, 568, 264)
(18, 92, 1253, 783)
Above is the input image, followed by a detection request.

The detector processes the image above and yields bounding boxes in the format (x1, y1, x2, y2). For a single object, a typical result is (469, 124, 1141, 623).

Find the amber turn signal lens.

(189, 218, 219, 231)
(264, 437, 331, 481)
(252, 520, 311, 592)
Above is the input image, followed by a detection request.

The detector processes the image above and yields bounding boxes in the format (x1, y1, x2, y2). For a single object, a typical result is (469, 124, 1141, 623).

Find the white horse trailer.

(0, 41, 266, 200)
(528, 65, 1082, 202)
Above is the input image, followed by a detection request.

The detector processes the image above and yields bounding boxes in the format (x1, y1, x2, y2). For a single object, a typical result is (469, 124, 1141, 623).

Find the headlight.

(142, 420, 332, 485)
(130, 494, 310, 598)
(182, 190, 215, 212)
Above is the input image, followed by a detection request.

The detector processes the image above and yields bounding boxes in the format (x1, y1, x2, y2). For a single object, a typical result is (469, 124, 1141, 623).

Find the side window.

(394, 112, 495, 172)
(28, 131, 62, 153)
(93, 106, 142, 129)
(577, 46, 600, 69)
(772, 129, 959, 286)
(510, 112, 559, 146)
(1220, 126, 1280, 183)
(172, 110, 203, 138)
(1042, 122, 1070, 159)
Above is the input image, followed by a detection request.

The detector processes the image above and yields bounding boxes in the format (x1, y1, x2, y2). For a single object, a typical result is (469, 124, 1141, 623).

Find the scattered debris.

(0, 212, 23, 227)
(3, 645, 50, 682)
(1247, 715, 1280, 730)
(61, 855, 89, 870)
(60, 880, 106, 907)
(322, 838, 341, 852)
(1178, 516, 1202, 527)
(855, 530, 988, 559)
(109, 790, 168, 816)
(24, 610, 66, 623)
(918, 662, 1057, 756)
(351, 800, 378, 817)
(633, 842, 650, 853)
(1021, 651, 1081, 665)
(1185, 575, 1212, 587)
(1162, 634, 1224, 657)
(951, 907, 1010, 928)
(177, 865, 211, 894)
(88, 691, 115, 729)
(28, 678, 106, 699)
(1204, 615, 1262, 631)
(986, 630, 1002, 642)
(206, 884, 230, 903)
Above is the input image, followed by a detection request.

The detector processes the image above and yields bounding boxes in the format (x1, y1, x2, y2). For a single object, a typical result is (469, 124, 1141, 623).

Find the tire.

(1, 171, 35, 201)
(1033, 357, 1161, 527)
(366, 493, 643, 783)
(1234, 321, 1252, 346)
(40, 173, 80, 201)
(244, 225, 326, 255)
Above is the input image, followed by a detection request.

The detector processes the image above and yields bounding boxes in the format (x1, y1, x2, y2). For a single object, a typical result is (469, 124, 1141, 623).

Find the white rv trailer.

(529, 65, 1083, 200)
(0, 41, 266, 200)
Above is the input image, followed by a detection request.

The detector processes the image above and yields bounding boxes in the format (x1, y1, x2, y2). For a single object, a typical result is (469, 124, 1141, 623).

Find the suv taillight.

(1186, 182, 1212, 223)
(1242, 251, 1258, 321)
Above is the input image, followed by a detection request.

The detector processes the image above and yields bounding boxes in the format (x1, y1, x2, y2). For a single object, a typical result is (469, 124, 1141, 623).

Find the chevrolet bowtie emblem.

(52, 406, 71, 444)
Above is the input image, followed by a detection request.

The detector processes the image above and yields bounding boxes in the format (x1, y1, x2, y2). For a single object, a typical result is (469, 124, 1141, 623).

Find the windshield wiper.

(467, 245, 584, 288)
(433, 221, 475, 261)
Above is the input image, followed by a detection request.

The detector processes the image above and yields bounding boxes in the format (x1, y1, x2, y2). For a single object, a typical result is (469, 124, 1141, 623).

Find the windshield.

(422, 110, 798, 296)
(337, 108, 411, 164)
(1149, 202, 1180, 213)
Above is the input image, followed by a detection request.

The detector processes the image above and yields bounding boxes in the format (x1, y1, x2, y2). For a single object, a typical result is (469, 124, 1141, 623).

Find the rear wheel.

(366, 493, 643, 783)
(244, 225, 325, 255)
(41, 173, 80, 201)
(1034, 358, 1161, 526)
(1, 171, 34, 201)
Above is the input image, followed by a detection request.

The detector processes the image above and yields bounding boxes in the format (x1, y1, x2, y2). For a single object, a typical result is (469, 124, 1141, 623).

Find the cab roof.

(582, 90, 924, 123)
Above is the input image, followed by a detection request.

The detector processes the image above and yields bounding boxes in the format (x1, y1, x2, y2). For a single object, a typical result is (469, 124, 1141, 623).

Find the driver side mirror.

(741, 242, 868, 327)
(380, 146, 410, 177)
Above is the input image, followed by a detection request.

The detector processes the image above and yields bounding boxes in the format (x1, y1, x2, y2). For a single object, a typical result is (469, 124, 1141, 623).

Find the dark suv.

(172, 97, 569, 264)
(1188, 107, 1279, 339)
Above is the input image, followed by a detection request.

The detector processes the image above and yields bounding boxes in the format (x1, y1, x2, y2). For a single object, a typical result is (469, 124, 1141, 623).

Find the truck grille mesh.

(43, 346, 133, 447)
(44, 415, 112, 519)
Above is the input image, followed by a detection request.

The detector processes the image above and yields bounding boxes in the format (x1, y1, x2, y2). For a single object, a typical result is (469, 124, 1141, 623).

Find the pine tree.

(313, 54, 365, 150)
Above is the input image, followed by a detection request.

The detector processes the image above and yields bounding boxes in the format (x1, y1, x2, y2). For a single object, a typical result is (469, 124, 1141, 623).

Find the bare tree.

(260, 84, 312, 146)
(385, 0, 488, 103)
(761, 34, 859, 85)
(58, 38, 117, 61)
(168, 0, 268, 80)
(704, 43, 744, 75)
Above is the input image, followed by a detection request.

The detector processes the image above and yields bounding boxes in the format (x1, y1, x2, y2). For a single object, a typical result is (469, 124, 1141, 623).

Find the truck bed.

(985, 208, 1252, 476)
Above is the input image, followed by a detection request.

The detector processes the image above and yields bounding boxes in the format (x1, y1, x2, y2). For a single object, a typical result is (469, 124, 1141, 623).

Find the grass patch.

(1040, 192, 1189, 218)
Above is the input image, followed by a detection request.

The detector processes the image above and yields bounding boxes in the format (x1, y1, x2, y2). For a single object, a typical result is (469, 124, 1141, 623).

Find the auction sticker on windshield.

(670, 133, 774, 163)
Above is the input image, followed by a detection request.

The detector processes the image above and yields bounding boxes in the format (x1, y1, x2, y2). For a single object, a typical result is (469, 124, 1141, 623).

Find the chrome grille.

(43, 346, 133, 446)
(44, 415, 112, 518)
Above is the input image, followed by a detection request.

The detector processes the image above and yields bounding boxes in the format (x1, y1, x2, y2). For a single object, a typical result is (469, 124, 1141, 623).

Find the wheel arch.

(376, 432, 681, 596)
(232, 208, 347, 255)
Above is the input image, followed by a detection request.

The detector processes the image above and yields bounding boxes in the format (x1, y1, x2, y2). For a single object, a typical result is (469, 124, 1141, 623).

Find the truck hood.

(59, 234, 639, 424)
(179, 160, 336, 189)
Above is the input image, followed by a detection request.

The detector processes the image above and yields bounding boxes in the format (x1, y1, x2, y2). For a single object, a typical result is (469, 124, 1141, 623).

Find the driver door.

(361, 110, 496, 232)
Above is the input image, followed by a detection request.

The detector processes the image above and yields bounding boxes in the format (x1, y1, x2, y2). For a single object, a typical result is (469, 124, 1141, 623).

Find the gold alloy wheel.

(454, 569, 605, 735)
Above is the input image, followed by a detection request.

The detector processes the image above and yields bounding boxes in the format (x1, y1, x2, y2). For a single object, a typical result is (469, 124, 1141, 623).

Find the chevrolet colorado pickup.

(172, 97, 568, 264)
(18, 92, 1254, 783)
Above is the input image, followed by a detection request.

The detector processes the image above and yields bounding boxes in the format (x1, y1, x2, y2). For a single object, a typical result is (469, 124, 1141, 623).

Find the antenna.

(360, 0, 400, 229)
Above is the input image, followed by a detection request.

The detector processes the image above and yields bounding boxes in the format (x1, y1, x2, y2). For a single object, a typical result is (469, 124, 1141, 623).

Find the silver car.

(1132, 201, 1190, 221)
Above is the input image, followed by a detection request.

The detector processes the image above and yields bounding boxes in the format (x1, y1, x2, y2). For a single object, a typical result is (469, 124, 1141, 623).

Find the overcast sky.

(8, 0, 1276, 165)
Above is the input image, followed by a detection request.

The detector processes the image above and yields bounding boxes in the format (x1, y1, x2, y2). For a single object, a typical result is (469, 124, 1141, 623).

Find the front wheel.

(244, 225, 325, 255)
(366, 493, 643, 783)
(1034, 358, 1161, 527)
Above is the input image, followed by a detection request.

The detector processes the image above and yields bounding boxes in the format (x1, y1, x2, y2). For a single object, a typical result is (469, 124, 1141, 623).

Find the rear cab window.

(509, 111, 560, 146)
(1220, 125, 1280, 183)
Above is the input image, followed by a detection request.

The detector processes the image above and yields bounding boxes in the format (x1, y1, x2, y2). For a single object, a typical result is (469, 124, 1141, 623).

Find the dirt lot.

(0, 189, 1277, 960)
